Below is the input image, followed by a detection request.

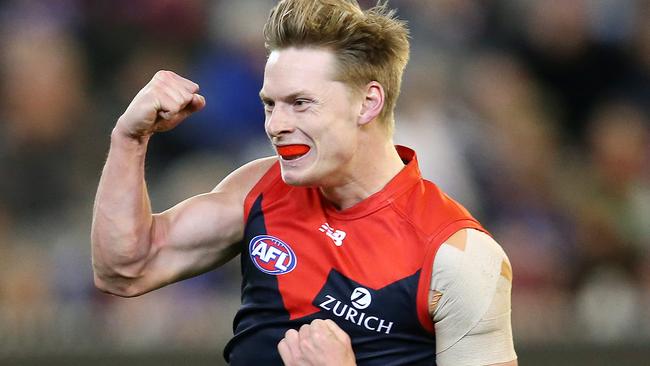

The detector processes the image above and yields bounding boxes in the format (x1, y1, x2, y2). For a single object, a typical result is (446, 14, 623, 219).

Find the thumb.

(188, 94, 206, 113)
(167, 94, 205, 122)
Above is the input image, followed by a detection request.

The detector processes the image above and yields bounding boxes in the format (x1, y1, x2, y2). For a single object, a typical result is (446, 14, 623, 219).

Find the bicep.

(431, 229, 517, 366)
(151, 191, 245, 279)
(120, 157, 275, 295)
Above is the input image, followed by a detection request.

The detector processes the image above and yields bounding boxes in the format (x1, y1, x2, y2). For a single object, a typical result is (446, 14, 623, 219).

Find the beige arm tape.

(430, 229, 517, 366)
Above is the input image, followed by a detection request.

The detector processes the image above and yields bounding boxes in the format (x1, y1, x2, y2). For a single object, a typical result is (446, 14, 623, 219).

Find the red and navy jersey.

(223, 146, 486, 365)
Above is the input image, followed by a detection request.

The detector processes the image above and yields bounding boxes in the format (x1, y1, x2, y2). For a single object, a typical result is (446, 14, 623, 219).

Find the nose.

(265, 105, 295, 138)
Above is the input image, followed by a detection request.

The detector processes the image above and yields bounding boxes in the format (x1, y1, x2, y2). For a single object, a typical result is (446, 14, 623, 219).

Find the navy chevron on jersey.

(223, 146, 487, 365)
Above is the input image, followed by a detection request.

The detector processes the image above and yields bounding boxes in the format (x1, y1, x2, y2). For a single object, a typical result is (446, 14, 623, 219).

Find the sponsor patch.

(351, 287, 372, 309)
(249, 235, 297, 275)
(318, 287, 394, 334)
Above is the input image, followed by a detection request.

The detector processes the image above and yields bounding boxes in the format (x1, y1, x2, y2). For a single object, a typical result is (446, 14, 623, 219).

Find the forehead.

(262, 47, 338, 96)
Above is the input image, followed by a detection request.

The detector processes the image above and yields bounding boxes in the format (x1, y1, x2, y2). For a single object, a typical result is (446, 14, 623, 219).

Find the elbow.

(90, 227, 160, 297)
(91, 243, 152, 297)
(93, 269, 147, 298)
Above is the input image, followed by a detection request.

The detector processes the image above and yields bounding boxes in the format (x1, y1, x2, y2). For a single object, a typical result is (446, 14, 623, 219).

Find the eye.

(262, 100, 275, 113)
(293, 99, 311, 111)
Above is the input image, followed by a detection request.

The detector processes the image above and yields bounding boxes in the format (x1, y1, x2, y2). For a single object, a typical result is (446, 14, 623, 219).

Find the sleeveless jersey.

(223, 146, 487, 365)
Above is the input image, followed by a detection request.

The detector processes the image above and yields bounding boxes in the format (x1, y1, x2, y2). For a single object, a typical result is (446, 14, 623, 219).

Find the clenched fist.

(115, 70, 206, 139)
(278, 319, 356, 366)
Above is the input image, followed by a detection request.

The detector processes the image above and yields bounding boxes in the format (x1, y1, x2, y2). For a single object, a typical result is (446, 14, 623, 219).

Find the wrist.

(111, 126, 151, 149)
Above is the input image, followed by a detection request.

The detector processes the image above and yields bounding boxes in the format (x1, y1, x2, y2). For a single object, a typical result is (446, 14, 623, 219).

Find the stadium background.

(0, 0, 648, 365)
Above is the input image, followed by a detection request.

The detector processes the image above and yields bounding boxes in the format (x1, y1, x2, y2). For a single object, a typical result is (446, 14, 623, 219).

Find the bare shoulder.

(212, 156, 277, 197)
(487, 360, 518, 366)
(445, 228, 501, 247)
(444, 229, 469, 251)
(446, 228, 508, 258)
(439, 228, 511, 280)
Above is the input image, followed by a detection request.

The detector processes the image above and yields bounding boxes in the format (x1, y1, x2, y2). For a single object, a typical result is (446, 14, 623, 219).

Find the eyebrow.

(259, 90, 312, 103)
(259, 90, 269, 101)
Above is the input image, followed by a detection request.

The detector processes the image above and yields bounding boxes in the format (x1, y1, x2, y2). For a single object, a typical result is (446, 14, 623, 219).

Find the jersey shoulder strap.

(243, 161, 283, 221)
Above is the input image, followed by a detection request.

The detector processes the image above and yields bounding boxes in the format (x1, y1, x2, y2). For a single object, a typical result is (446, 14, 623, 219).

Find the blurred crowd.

(0, 0, 648, 357)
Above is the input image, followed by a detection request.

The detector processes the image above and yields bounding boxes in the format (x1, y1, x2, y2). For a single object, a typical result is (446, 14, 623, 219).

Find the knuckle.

(285, 328, 298, 338)
(325, 319, 339, 329)
(154, 70, 173, 81)
(153, 70, 166, 79)
(299, 338, 311, 350)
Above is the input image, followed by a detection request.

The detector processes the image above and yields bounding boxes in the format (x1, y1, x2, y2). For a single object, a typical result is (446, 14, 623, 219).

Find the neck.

(320, 138, 405, 210)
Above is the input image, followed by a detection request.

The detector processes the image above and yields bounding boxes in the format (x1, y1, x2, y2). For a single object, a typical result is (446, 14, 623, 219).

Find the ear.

(358, 81, 385, 126)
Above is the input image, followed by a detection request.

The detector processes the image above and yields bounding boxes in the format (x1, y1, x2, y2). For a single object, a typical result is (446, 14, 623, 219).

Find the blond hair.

(264, 0, 410, 133)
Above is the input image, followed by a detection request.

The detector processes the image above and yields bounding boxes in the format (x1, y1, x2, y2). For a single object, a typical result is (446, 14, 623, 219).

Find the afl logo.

(351, 287, 372, 309)
(249, 235, 297, 275)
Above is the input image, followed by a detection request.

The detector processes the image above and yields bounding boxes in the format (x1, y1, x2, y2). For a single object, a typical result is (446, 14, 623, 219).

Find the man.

(91, 0, 517, 365)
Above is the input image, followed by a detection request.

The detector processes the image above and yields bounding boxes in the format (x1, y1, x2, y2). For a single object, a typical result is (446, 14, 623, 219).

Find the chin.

(279, 165, 320, 187)
(280, 171, 313, 187)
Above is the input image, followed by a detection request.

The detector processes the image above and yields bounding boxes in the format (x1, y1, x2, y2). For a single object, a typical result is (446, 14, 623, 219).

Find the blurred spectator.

(395, 53, 481, 212)
(0, 13, 101, 221)
(176, 0, 273, 164)
(569, 100, 649, 281)
(0, 0, 648, 360)
(459, 49, 580, 342)
(513, 0, 630, 144)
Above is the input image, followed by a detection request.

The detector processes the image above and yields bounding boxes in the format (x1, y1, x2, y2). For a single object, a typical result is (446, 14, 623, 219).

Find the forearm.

(90, 71, 215, 296)
(91, 128, 155, 283)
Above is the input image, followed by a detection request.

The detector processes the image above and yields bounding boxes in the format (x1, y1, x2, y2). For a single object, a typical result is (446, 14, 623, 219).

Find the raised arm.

(91, 70, 274, 297)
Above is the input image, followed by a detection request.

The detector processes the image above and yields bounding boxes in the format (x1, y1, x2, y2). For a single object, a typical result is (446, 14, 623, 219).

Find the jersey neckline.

(320, 145, 423, 220)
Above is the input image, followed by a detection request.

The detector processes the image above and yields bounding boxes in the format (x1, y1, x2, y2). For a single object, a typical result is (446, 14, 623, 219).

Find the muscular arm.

(430, 229, 517, 366)
(91, 70, 275, 297)
(92, 139, 273, 297)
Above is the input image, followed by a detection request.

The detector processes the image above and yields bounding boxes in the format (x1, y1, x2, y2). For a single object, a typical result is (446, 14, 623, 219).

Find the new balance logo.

(319, 223, 346, 246)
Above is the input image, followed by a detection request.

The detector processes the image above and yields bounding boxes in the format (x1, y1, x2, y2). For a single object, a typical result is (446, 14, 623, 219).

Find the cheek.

(318, 129, 357, 164)
(311, 102, 359, 152)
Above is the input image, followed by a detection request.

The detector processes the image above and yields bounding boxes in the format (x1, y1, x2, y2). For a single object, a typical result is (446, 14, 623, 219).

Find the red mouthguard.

(277, 145, 310, 157)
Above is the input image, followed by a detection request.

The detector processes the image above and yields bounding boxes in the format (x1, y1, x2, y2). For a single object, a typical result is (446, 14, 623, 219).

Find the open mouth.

(277, 144, 311, 161)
